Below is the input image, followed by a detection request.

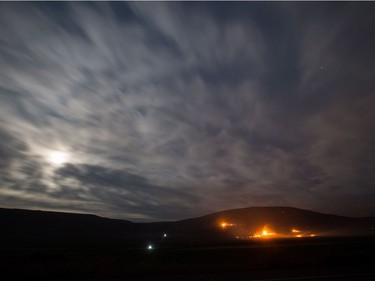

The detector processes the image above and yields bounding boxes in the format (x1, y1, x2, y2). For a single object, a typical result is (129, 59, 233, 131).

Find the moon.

(48, 151, 68, 165)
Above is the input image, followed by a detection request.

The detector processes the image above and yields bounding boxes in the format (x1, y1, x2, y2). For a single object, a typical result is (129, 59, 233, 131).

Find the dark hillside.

(1, 207, 374, 245)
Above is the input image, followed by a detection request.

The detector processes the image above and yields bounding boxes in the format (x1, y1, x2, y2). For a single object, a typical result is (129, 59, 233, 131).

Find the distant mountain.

(1, 207, 374, 244)
(0, 208, 133, 238)
(171, 207, 375, 237)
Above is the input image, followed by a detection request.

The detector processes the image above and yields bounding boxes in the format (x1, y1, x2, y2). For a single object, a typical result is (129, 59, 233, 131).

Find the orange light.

(251, 225, 276, 238)
(220, 221, 236, 228)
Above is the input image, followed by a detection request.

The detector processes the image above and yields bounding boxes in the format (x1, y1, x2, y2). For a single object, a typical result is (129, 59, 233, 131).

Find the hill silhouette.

(0, 208, 133, 239)
(172, 207, 375, 238)
(1, 207, 374, 243)
(1, 207, 375, 279)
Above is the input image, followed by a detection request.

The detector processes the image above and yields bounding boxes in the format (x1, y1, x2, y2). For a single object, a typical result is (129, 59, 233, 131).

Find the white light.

(147, 244, 153, 250)
(163, 233, 167, 238)
(49, 151, 68, 165)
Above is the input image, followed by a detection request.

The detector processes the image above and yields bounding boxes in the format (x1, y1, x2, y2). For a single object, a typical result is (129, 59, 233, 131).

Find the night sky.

(0, 2, 374, 221)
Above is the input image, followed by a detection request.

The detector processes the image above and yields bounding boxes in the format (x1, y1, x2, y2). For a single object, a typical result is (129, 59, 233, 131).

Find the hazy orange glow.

(220, 221, 235, 228)
(218, 221, 318, 239)
(252, 225, 277, 238)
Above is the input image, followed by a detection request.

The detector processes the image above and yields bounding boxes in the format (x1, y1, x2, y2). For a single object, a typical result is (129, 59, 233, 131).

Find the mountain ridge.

(1, 206, 374, 240)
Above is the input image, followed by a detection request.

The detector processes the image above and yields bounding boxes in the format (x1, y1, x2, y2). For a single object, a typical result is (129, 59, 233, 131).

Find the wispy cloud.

(0, 2, 374, 220)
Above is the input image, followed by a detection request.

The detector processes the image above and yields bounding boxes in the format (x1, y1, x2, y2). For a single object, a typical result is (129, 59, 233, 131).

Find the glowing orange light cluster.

(251, 225, 277, 238)
(218, 221, 318, 239)
(220, 222, 235, 228)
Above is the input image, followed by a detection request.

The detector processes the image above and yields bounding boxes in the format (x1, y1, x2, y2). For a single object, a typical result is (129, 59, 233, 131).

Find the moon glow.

(48, 151, 68, 165)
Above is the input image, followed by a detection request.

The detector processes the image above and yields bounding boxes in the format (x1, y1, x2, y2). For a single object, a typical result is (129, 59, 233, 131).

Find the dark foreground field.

(1, 236, 375, 280)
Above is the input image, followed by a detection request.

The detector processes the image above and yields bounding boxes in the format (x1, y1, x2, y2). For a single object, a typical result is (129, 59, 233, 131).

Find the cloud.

(306, 95, 375, 197)
(54, 163, 201, 220)
(0, 2, 374, 220)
